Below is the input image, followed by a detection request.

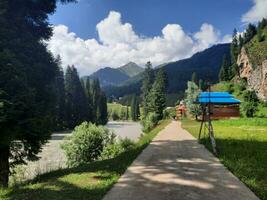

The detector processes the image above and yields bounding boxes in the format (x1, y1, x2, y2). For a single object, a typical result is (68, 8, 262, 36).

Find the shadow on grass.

(198, 137, 267, 200)
(2, 120, 170, 200)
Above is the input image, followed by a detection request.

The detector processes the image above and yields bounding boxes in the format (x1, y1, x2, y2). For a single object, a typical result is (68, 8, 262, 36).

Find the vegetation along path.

(103, 121, 259, 200)
(18, 122, 141, 181)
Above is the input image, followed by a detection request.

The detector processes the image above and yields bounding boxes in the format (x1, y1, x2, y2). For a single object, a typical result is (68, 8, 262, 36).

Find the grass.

(181, 118, 267, 200)
(0, 120, 170, 200)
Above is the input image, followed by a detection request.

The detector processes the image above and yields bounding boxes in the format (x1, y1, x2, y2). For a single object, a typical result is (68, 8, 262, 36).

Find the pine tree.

(198, 79, 204, 91)
(243, 24, 257, 44)
(96, 92, 108, 125)
(53, 56, 66, 130)
(82, 77, 93, 122)
(230, 29, 239, 64)
(185, 81, 201, 120)
(131, 95, 140, 121)
(149, 68, 168, 120)
(141, 61, 155, 117)
(65, 65, 89, 129)
(191, 72, 197, 84)
(91, 79, 101, 123)
(0, 0, 75, 187)
(219, 55, 230, 81)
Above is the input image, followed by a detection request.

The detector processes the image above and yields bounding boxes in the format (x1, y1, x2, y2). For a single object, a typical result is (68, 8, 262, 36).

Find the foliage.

(241, 90, 259, 117)
(148, 68, 168, 120)
(108, 103, 130, 121)
(141, 112, 159, 133)
(219, 55, 231, 81)
(61, 122, 113, 167)
(182, 119, 267, 200)
(100, 138, 135, 160)
(131, 95, 140, 121)
(163, 107, 176, 119)
(0, 0, 75, 187)
(191, 72, 197, 84)
(141, 61, 155, 117)
(185, 81, 201, 119)
(0, 120, 170, 200)
(90, 79, 108, 125)
(65, 65, 90, 129)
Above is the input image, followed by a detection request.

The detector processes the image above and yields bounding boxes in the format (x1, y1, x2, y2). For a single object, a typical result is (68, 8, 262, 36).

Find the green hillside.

(245, 27, 267, 68)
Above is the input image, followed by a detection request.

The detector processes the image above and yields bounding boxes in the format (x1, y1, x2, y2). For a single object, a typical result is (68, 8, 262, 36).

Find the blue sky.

(47, 0, 267, 75)
(50, 0, 252, 39)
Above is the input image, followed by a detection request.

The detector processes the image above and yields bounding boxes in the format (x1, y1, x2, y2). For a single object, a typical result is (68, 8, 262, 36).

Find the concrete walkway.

(103, 121, 259, 200)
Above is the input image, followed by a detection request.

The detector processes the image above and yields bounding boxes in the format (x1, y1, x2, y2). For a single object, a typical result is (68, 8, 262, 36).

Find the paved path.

(106, 121, 142, 141)
(103, 121, 259, 200)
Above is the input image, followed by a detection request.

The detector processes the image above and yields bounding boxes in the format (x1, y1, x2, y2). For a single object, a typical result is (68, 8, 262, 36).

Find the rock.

(237, 47, 267, 101)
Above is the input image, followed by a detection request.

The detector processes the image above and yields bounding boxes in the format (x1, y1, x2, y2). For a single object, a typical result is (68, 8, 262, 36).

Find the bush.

(61, 122, 114, 167)
(163, 107, 176, 119)
(141, 112, 159, 133)
(241, 90, 259, 117)
(100, 138, 135, 160)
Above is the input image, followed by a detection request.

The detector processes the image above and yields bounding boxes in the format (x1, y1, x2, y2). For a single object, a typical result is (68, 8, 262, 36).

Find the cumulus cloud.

(242, 0, 267, 23)
(48, 11, 229, 75)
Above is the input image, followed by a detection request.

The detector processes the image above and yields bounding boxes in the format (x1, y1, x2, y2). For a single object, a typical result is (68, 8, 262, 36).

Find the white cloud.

(48, 11, 229, 76)
(242, 0, 267, 23)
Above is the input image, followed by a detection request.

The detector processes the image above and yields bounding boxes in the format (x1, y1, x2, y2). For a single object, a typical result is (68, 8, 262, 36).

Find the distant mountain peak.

(118, 62, 144, 77)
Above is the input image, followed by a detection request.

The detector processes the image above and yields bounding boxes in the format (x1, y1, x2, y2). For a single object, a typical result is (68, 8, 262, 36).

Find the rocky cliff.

(237, 47, 267, 101)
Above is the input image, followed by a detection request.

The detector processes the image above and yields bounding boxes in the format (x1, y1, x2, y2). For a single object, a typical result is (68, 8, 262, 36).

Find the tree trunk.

(0, 146, 10, 188)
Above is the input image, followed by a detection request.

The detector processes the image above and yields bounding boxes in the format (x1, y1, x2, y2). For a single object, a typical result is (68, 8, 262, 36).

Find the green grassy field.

(182, 118, 267, 200)
(0, 120, 170, 200)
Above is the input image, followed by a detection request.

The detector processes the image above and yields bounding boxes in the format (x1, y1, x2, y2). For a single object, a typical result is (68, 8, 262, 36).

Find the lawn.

(182, 118, 267, 200)
(0, 120, 170, 200)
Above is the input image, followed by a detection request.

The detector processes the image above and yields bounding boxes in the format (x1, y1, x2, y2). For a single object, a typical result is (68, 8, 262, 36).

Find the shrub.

(163, 107, 176, 119)
(241, 90, 259, 117)
(100, 138, 135, 160)
(141, 112, 159, 133)
(61, 122, 114, 167)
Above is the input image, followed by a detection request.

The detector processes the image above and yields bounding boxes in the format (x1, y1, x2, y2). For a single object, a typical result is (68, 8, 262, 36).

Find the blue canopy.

(197, 92, 241, 105)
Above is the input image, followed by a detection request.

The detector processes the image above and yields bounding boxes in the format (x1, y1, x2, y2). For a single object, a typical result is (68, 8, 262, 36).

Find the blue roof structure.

(197, 92, 241, 105)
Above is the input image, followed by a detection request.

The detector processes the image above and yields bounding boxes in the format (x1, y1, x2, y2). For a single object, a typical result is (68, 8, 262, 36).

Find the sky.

(48, 0, 267, 75)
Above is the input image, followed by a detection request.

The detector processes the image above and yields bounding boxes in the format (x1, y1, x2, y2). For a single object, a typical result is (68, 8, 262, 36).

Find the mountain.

(89, 67, 129, 87)
(103, 43, 231, 97)
(86, 62, 143, 87)
(118, 62, 144, 77)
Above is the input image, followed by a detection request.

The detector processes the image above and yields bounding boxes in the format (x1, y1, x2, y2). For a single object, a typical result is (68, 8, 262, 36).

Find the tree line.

(0, 0, 107, 187)
(219, 18, 267, 82)
(56, 62, 108, 130)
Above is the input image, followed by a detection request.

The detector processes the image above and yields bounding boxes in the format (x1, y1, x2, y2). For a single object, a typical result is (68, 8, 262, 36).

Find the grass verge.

(182, 118, 267, 200)
(0, 120, 170, 200)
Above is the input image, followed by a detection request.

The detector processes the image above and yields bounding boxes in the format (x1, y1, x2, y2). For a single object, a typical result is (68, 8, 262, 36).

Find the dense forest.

(0, 0, 107, 187)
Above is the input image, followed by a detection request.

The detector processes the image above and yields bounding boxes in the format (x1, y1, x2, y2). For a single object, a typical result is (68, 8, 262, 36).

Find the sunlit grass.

(182, 118, 267, 200)
(0, 120, 170, 200)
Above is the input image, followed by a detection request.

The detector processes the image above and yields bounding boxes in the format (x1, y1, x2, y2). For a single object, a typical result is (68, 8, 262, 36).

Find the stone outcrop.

(237, 47, 267, 101)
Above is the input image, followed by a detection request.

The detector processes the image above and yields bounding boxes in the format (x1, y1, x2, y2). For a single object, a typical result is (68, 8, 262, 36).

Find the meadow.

(182, 118, 267, 200)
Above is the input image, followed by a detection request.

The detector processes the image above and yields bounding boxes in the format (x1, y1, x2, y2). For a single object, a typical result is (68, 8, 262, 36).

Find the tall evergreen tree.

(243, 24, 257, 44)
(191, 72, 197, 84)
(219, 55, 230, 81)
(96, 92, 108, 125)
(149, 68, 168, 120)
(53, 55, 66, 130)
(230, 29, 239, 64)
(65, 65, 89, 129)
(91, 79, 101, 123)
(0, 0, 75, 187)
(82, 77, 93, 122)
(131, 95, 140, 121)
(141, 61, 155, 117)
